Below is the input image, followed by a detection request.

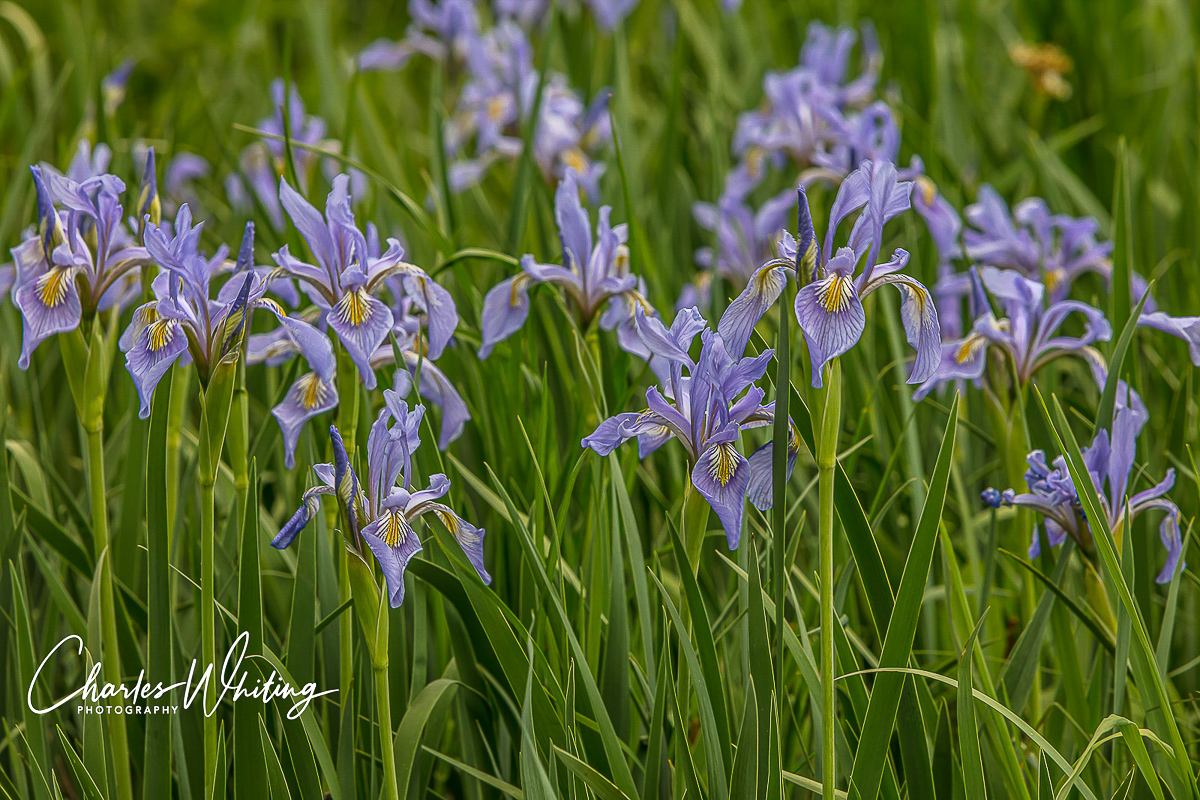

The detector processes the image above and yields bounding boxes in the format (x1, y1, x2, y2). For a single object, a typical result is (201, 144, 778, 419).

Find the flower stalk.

(815, 357, 842, 799)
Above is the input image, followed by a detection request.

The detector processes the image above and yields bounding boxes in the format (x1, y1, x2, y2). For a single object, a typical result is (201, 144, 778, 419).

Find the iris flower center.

(818, 273, 854, 313)
(296, 372, 328, 410)
(383, 509, 413, 548)
(36, 267, 72, 308)
(709, 441, 739, 487)
(337, 287, 374, 327)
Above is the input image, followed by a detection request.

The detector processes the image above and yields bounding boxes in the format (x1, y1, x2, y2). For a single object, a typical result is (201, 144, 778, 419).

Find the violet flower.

(963, 186, 1111, 298)
(983, 384, 1184, 583)
(122, 210, 333, 419)
(721, 160, 941, 389)
(479, 168, 645, 358)
(11, 163, 151, 368)
(582, 305, 789, 548)
(357, 0, 481, 70)
(272, 398, 489, 608)
(271, 174, 456, 389)
(913, 266, 1110, 401)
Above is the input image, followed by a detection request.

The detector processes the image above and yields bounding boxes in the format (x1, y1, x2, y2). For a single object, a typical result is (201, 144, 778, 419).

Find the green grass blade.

(143, 382, 172, 800)
(849, 393, 958, 800)
(957, 618, 988, 800)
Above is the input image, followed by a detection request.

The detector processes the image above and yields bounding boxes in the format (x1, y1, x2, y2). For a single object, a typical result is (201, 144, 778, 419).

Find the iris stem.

(772, 273, 791, 740)
(375, 665, 400, 800)
(84, 425, 133, 800)
(817, 358, 842, 799)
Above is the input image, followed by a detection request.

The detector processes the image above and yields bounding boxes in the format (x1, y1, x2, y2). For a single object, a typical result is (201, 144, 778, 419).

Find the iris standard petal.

(554, 169, 593, 275)
(279, 178, 336, 276)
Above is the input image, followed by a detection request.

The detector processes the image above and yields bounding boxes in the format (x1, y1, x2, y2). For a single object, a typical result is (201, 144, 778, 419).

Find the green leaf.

(729, 678, 759, 800)
(144, 382, 172, 800)
(552, 746, 631, 800)
(849, 394, 958, 800)
(234, 461, 268, 799)
(649, 570, 729, 800)
(957, 617, 988, 800)
(257, 718, 293, 800)
(488, 467, 640, 799)
(665, 516, 732, 773)
(1095, 277, 1152, 438)
(394, 678, 459, 796)
(55, 729, 105, 800)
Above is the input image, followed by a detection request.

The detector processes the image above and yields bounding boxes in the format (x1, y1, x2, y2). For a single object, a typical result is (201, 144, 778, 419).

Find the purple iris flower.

(272, 398, 489, 608)
(357, 0, 481, 70)
(913, 266, 1110, 401)
(582, 304, 790, 549)
(101, 59, 135, 116)
(691, 184, 798, 287)
(227, 80, 363, 228)
(271, 174, 456, 390)
(444, 22, 610, 197)
(121, 210, 334, 419)
(983, 383, 1184, 584)
(963, 186, 1112, 299)
(720, 160, 941, 389)
(731, 21, 881, 192)
(11, 163, 151, 368)
(479, 168, 645, 358)
(584, 0, 639, 30)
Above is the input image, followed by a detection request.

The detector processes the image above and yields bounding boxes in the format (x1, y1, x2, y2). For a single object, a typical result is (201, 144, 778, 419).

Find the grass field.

(1, 0, 1198, 798)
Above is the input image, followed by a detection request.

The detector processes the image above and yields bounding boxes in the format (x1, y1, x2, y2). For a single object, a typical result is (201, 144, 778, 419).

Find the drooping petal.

(273, 373, 339, 469)
(421, 502, 490, 585)
(718, 262, 790, 359)
(912, 336, 989, 402)
(861, 267, 941, 383)
(745, 429, 799, 510)
(691, 434, 750, 550)
(124, 311, 188, 419)
(362, 511, 423, 607)
(392, 354, 470, 449)
(271, 485, 334, 549)
(478, 273, 534, 358)
(401, 271, 458, 359)
(327, 287, 393, 388)
(582, 412, 642, 456)
(794, 263, 865, 388)
(1139, 312, 1200, 366)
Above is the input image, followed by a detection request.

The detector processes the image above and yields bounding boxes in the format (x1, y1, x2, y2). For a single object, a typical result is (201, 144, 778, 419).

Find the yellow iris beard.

(337, 288, 373, 327)
(36, 267, 71, 308)
(383, 510, 412, 548)
(148, 319, 175, 352)
(708, 442, 739, 487)
(818, 273, 853, 313)
(296, 373, 327, 410)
